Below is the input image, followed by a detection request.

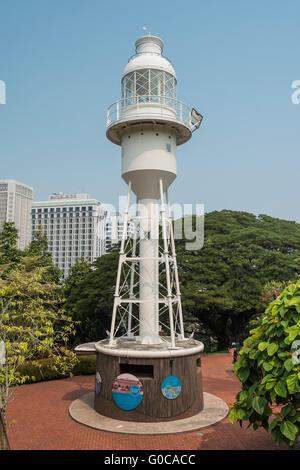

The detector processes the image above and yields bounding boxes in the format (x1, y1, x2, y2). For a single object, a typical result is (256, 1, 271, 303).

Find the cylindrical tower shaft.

(121, 124, 177, 344)
(138, 198, 159, 344)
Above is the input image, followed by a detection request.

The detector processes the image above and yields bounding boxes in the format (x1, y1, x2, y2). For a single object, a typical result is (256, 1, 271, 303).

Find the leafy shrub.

(185, 321, 219, 352)
(18, 355, 96, 383)
(230, 280, 300, 448)
(261, 280, 292, 304)
(72, 355, 96, 375)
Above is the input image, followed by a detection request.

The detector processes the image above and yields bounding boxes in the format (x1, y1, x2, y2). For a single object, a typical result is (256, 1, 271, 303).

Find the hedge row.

(18, 355, 96, 383)
(18, 350, 228, 384)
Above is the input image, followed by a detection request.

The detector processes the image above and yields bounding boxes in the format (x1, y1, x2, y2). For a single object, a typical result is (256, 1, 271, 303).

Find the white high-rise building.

(32, 193, 106, 278)
(0, 179, 33, 250)
(105, 212, 134, 253)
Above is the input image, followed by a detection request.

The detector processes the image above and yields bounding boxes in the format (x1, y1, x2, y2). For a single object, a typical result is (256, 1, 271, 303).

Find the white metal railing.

(106, 95, 192, 129)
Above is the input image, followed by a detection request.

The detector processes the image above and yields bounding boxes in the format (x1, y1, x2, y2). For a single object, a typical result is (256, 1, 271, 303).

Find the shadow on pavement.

(62, 376, 93, 401)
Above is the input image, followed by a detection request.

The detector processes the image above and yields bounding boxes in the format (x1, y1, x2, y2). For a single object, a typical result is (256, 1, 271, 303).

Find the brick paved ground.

(6, 353, 287, 450)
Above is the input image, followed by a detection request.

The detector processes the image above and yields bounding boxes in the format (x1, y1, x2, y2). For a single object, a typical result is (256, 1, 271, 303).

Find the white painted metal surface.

(123, 35, 176, 77)
(96, 339, 204, 358)
(106, 35, 203, 351)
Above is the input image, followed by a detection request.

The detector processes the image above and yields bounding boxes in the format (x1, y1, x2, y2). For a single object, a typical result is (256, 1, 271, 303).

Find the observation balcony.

(106, 95, 202, 146)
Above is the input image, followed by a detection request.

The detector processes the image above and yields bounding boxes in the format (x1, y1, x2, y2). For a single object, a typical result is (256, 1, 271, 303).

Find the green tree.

(0, 260, 78, 449)
(176, 211, 300, 349)
(0, 222, 21, 266)
(63, 257, 92, 297)
(230, 280, 300, 448)
(64, 210, 300, 351)
(25, 229, 62, 284)
(64, 252, 119, 345)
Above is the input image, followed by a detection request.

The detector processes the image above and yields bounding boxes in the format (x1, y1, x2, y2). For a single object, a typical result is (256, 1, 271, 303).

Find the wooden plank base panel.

(94, 352, 204, 422)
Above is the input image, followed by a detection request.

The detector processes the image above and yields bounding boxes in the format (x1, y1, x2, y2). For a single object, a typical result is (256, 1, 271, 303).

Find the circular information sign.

(112, 373, 143, 410)
(95, 372, 102, 395)
(161, 376, 182, 399)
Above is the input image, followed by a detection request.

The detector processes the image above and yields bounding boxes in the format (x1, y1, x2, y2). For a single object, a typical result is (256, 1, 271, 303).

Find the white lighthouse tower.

(106, 35, 202, 348)
(77, 34, 205, 422)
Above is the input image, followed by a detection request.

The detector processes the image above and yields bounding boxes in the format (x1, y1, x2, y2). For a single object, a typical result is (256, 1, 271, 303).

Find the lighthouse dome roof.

(123, 35, 176, 79)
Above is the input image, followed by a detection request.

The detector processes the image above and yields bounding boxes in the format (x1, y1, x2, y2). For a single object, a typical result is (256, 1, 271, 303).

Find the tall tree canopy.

(64, 211, 300, 350)
(177, 211, 300, 348)
(24, 229, 62, 284)
(0, 222, 21, 266)
(64, 251, 119, 346)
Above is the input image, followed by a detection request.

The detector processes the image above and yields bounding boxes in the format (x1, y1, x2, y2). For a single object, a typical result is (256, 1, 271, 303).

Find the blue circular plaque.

(161, 375, 182, 399)
(112, 373, 143, 410)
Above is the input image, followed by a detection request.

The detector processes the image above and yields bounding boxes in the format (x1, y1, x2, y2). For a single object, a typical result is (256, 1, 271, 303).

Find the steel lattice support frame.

(109, 180, 185, 348)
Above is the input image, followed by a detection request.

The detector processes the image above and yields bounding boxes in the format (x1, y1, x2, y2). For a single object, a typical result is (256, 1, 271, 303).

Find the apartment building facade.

(105, 212, 134, 253)
(0, 179, 33, 249)
(32, 193, 106, 278)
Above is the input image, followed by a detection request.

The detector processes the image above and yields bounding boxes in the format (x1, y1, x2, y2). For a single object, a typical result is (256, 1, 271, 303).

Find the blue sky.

(0, 0, 299, 221)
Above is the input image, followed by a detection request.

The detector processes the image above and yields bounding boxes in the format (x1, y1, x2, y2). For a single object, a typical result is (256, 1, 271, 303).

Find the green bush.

(72, 355, 96, 376)
(18, 355, 96, 383)
(230, 280, 300, 448)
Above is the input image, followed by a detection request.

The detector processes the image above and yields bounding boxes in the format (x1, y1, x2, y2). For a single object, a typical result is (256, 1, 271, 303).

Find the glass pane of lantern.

(135, 69, 150, 102)
(124, 72, 134, 106)
(149, 70, 163, 102)
(165, 73, 176, 107)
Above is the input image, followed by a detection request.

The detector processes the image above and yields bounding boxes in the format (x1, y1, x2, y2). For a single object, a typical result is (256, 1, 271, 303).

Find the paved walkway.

(6, 353, 287, 450)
